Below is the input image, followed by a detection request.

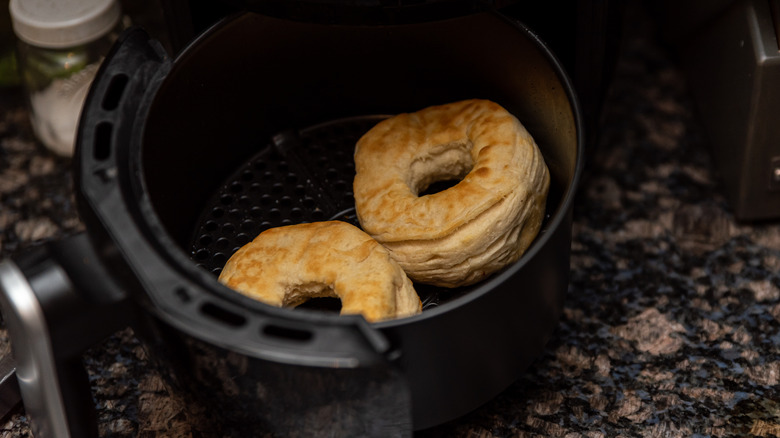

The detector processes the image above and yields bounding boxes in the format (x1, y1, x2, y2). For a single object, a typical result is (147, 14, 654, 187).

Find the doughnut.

(353, 99, 550, 287)
(218, 221, 422, 322)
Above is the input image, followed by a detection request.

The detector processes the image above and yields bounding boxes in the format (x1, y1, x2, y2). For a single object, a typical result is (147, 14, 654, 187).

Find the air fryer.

(0, 5, 583, 437)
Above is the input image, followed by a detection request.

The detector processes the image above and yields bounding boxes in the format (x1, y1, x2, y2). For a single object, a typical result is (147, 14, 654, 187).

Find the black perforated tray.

(189, 116, 382, 275)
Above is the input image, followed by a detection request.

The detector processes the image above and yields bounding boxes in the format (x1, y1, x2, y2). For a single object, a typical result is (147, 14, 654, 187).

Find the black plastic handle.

(0, 233, 132, 438)
(69, 24, 414, 435)
(75, 24, 405, 372)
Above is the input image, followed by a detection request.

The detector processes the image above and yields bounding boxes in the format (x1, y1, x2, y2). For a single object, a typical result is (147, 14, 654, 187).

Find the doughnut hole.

(297, 296, 343, 312)
(408, 140, 474, 196)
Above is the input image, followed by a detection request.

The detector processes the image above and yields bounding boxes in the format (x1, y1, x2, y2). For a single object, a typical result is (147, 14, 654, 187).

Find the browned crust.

(353, 99, 550, 287)
(218, 221, 421, 322)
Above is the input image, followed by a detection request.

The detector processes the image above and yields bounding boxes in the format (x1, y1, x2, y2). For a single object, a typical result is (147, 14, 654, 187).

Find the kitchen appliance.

(657, 0, 780, 221)
(0, 2, 585, 436)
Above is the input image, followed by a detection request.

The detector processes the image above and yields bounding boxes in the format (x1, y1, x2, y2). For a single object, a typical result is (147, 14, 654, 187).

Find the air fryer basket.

(69, 9, 582, 435)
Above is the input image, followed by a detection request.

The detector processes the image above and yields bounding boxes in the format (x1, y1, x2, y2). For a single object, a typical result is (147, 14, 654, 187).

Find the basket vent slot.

(174, 286, 191, 303)
(101, 73, 128, 111)
(93, 122, 113, 161)
(262, 324, 313, 342)
(200, 302, 247, 327)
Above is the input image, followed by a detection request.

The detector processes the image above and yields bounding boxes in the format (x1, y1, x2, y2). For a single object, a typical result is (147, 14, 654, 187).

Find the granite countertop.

(1, 4, 780, 438)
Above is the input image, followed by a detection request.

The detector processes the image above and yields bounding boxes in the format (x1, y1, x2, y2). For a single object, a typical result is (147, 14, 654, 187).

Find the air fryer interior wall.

(142, 11, 577, 250)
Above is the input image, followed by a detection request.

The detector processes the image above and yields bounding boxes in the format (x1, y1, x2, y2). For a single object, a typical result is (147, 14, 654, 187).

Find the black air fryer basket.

(0, 5, 583, 437)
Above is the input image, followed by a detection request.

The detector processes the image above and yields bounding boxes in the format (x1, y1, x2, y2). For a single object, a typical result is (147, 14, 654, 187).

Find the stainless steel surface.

(771, 0, 780, 45)
(662, 0, 780, 220)
(0, 261, 70, 438)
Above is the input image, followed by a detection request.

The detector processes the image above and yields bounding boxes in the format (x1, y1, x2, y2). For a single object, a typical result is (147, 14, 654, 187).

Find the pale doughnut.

(353, 99, 550, 287)
(218, 221, 422, 322)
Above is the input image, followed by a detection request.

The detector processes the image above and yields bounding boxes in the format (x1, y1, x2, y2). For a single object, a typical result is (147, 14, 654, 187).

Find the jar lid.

(9, 0, 120, 49)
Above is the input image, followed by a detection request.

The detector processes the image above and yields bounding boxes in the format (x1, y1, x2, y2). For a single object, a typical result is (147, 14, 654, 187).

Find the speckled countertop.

(1, 3, 780, 438)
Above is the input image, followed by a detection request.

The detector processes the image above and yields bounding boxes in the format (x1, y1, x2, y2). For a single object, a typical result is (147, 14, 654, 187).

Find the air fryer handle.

(0, 233, 133, 438)
(72, 25, 416, 435)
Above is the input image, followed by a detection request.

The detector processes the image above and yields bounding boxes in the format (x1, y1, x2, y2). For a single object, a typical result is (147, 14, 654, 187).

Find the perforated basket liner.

(190, 116, 374, 272)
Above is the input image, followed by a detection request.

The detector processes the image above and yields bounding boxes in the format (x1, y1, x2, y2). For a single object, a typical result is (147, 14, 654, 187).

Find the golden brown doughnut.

(353, 99, 550, 287)
(218, 221, 421, 322)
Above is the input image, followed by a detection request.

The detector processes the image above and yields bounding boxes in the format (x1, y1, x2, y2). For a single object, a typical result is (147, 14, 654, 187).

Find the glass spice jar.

(9, 0, 123, 156)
